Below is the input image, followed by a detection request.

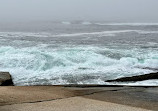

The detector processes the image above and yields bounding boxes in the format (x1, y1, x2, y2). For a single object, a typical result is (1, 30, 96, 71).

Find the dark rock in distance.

(106, 72, 158, 82)
(0, 72, 14, 86)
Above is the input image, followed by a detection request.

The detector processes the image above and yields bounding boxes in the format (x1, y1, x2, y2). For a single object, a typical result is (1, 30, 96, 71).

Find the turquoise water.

(0, 45, 157, 85)
(0, 22, 158, 86)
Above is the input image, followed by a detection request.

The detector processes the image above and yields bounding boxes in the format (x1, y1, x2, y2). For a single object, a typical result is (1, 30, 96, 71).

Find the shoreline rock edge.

(0, 72, 14, 86)
(106, 72, 158, 82)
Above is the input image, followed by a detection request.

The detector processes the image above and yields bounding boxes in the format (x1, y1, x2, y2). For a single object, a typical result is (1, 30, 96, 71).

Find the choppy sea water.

(0, 22, 158, 86)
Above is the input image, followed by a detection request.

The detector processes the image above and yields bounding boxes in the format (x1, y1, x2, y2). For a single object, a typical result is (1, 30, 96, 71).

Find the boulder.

(0, 72, 14, 86)
(106, 72, 158, 82)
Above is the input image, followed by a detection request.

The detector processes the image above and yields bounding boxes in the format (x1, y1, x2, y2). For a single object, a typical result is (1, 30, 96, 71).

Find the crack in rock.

(1, 87, 134, 106)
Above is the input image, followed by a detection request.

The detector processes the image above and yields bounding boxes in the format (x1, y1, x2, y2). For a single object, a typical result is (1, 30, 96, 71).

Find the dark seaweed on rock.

(106, 72, 158, 82)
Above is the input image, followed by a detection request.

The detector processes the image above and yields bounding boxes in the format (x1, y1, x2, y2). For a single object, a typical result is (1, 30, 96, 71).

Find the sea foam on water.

(0, 22, 158, 86)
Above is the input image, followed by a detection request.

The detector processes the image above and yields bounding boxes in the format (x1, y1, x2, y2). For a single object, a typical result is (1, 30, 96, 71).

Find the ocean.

(0, 21, 158, 86)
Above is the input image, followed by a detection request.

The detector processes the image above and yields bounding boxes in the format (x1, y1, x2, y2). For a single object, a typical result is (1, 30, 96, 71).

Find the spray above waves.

(0, 46, 157, 86)
(61, 21, 158, 26)
(61, 21, 71, 25)
(60, 21, 158, 26)
(61, 21, 92, 25)
(95, 23, 158, 26)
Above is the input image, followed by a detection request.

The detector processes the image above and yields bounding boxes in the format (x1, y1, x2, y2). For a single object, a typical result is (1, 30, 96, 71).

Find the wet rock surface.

(0, 86, 158, 111)
(0, 72, 14, 86)
(106, 72, 158, 82)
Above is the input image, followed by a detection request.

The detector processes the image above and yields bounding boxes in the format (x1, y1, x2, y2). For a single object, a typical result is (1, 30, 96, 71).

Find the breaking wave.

(1, 30, 158, 39)
(0, 46, 157, 86)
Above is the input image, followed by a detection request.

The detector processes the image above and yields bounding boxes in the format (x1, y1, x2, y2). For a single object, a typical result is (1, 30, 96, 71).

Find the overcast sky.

(0, 0, 158, 22)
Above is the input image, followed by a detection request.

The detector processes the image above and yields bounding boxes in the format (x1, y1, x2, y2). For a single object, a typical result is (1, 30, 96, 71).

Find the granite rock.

(0, 72, 13, 86)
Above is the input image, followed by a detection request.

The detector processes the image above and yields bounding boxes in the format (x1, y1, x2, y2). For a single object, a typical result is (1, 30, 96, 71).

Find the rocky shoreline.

(0, 72, 158, 110)
(106, 72, 158, 82)
(0, 71, 158, 86)
(0, 72, 13, 86)
(0, 86, 158, 111)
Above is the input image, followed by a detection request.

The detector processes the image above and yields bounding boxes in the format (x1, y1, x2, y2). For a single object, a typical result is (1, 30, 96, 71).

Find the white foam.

(0, 32, 51, 38)
(1, 30, 158, 39)
(53, 30, 137, 37)
(0, 46, 157, 86)
(61, 21, 71, 25)
(136, 30, 158, 34)
(109, 79, 158, 86)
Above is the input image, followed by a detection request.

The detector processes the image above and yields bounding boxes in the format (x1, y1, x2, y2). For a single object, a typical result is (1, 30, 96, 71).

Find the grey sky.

(0, 0, 158, 22)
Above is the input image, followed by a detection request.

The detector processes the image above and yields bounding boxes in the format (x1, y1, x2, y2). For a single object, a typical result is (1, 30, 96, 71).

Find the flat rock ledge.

(0, 72, 14, 86)
(106, 72, 158, 82)
(0, 86, 158, 111)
